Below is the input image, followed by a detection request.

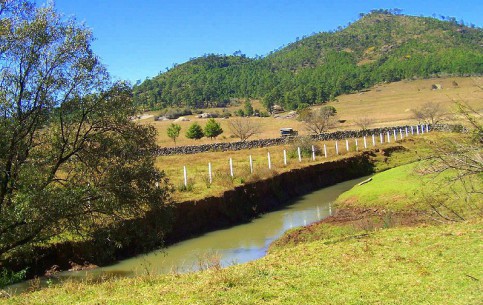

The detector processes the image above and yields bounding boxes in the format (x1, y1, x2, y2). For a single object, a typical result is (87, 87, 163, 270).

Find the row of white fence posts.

(181, 124, 430, 187)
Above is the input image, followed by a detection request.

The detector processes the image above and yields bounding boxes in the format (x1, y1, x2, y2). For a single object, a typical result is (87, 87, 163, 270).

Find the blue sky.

(50, 0, 483, 83)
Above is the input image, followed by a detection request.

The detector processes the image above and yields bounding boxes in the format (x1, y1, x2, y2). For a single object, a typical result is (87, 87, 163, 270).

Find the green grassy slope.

(5, 220, 481, 304)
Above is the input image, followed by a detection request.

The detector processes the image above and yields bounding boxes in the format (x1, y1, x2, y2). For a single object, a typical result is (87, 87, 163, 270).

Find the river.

(6, 176, 367, 293)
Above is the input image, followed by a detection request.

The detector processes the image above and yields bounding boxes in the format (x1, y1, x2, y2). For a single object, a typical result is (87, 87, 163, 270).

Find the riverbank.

(3, 133, 481, 303)
(2, 134, 434, 283)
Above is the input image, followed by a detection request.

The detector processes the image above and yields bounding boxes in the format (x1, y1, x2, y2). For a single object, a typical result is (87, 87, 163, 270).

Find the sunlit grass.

(7, 219, 482, 304)
(336, 160, 483, 215)
(157, 133, 441, 202)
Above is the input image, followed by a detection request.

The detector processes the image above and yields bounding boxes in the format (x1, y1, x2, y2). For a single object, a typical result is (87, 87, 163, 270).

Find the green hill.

(133, 11, 483, 111)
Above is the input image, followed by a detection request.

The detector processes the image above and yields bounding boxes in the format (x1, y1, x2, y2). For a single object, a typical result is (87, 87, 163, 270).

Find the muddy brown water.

(6, 176, 368, 294)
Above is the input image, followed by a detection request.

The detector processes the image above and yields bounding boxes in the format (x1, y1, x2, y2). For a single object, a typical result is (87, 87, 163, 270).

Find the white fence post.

(426, 124, 429, 132)
(387, 131, 391, 143)
(249, 155, 253, 174)
(283, 149, 287, 166)
(335, 141, 339, 155)
(345, 139, 349, 152)
(355, 138, 359, 151)
(393, 129, 397, 141)
(364, 136, 367, 149)
(416, 125, 420, 135)
(298, 147, 302, 162)
(399, 129, 403, 140)
(372, 134, 376, 146)
(380, 133, 383, 144)
(311, 145, 315, 161)
(230, 158, 234, 177)
(324, 144, 327, 158)
(183, 166, 188, 187)
(411, 126, 414, 135)
(268, 152, 272, 169)
(208, 162, 212, 184)
(405, 127, 408, 137)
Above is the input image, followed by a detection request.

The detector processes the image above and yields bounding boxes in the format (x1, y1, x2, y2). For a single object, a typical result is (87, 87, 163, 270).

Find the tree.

(418, 101, 482, 221)
(354, 116, 375, 131)
(204, 118, 223, 140)
(412, 102, 444, 125)
(0, 1, 171, 260)
(298, 107, 338, 134)
(244, 100, 254, 116)
(228, 118, 261, 142)
(185, 122, 204, 140)
(167, 123, 182, 146)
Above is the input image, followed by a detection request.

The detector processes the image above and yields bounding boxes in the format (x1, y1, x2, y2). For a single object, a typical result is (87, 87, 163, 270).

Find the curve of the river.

(7, 176, 368, 293)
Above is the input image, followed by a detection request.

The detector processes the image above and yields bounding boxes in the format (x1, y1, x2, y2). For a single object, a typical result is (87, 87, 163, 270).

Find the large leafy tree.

(0, 1, 171, 259)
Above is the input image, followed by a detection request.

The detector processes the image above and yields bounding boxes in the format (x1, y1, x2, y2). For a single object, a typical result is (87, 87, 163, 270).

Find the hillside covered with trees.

(133, 10, 483, 111)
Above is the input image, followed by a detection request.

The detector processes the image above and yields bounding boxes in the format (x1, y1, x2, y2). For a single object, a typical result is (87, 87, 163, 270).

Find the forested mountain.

(133, 11, 483, 111)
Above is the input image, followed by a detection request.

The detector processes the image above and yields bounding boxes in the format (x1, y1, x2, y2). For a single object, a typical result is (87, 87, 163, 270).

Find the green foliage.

(161, 107, 192, 119)
(234, 109, 245, 117)
(133, 13, 483, 112)
(185, 122, 204, 140)
(243, 100, 254, 116)
(0, 1, 172, 261)
(288, 137, 320, 158)
(203, 118, 223, 140)
(167, 123, 182, 145)
(321, 105, 337, 116)
(0, 268, 27, 288)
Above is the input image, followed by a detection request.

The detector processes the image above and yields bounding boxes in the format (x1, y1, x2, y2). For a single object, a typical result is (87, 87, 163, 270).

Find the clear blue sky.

(50, 0, 483, 83)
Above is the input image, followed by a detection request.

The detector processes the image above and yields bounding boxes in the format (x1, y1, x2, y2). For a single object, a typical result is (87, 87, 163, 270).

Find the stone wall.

(156, 124, 437, 156)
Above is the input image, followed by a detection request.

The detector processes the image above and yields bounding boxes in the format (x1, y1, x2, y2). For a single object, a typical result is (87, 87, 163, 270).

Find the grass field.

(5, 219, 481, 304)
(138, 76, 482, 147)
(3, 132, 481, 304)
(158, 132, 436, 202)
(2, 78, 481, 303)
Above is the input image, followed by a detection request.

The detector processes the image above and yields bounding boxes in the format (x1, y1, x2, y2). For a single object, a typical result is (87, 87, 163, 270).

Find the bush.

(288, 137, 320, 158)
(0, 268, 28, 288)
(221, 111, 232, 118)
(162, 107, 193, 119)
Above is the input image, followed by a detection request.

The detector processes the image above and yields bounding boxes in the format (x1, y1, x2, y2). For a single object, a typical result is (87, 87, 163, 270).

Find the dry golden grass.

(329, 76, 483, 128)
(146, 76, 483, 202)
(157, 134, 412, 202)
(139, 76, 482, 147)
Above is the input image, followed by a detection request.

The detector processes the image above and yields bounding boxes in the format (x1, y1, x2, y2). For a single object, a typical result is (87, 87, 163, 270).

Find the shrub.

(0, 268, 28, 288)
(288, 137, 320, 158)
